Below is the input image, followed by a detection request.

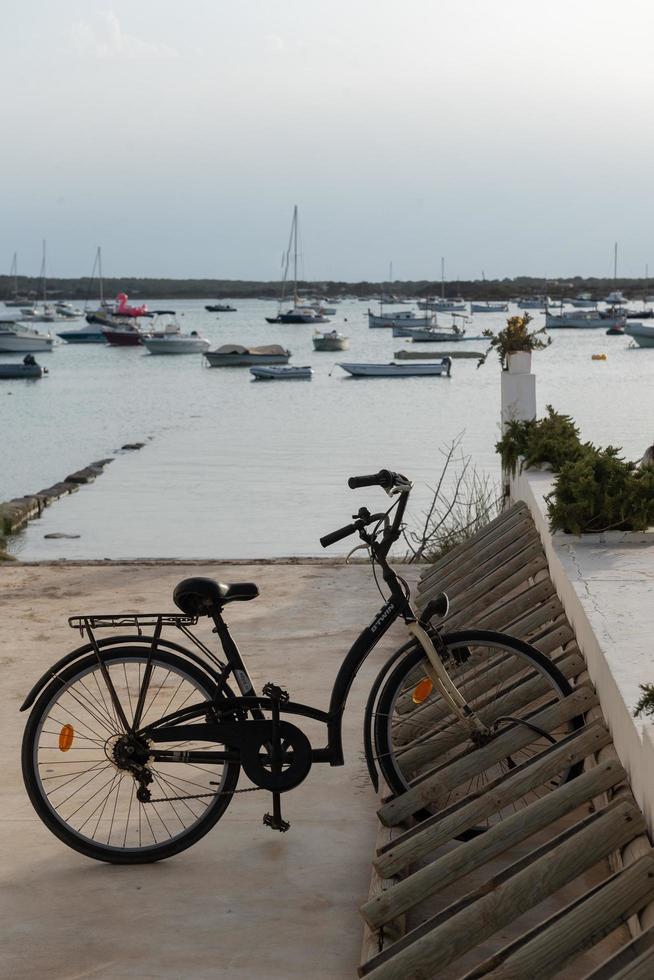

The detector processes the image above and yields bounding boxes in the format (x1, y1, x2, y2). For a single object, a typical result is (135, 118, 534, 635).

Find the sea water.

(1, 300, 651, 559)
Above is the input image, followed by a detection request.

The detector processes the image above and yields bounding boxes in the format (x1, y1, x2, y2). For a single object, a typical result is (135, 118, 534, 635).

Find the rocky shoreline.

(0, 458, 114, 560)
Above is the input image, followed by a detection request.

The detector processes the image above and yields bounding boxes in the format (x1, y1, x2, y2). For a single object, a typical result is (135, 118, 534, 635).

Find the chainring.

(240, 720, 312, 792)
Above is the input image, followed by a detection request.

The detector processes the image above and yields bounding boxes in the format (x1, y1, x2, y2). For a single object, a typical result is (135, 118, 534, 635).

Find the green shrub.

(546, 445, 654, 534)
(495, 405, 582, 476)
(478, 313, 551, 369)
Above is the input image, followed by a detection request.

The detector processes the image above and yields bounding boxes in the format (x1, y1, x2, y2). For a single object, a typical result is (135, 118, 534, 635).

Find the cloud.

(70, 11, 179, 61)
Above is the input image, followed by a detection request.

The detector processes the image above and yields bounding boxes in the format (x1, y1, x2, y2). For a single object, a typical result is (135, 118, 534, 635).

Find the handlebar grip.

(320, 522, 359, 548)
(348, 470, 394, 490)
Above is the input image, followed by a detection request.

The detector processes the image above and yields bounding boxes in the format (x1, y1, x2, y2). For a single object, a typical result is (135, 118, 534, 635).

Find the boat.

(368, 309, 437, 328)
(204, 344, 291, 367)
(312, 330, 349, 351)
(101, 318, 144, 346)
(0, 317, 54, 352)
(545, 309, 624, 330)
(142, 316, 210, 354)
(266, 206, 328, 324)
(569, 292, 597, 308)
(605, 324, 625, 336)
(3, 253, 31, 306)
(54, 302, 83, 319)
(279, 305, 328, 324)
(250, 365, 312, 380)
(470, 302, 509, 313)
(83, 247, 118, 323)
(517, 296, 551, 310)
(625, 323, 654, 348)
(0, 357, 46, 379)
(418, 298, 467, 312)
(338, 359, 452, 378)
(205, 304, 237, 312)
(392, 324, 465, 341)
(57, 322, 106, 344)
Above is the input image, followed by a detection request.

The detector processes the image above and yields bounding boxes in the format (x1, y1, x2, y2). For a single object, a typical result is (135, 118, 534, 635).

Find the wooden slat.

(362, 757, 626, 929)
(361, 801, 645, 980)
(375, 722, 611, 877)
(462, 854, 654, 979)
(580, 926, 654, 980)
(417, 504, 529, 594)
(378, 687, 597, 827)
(360, 821, 406, 966)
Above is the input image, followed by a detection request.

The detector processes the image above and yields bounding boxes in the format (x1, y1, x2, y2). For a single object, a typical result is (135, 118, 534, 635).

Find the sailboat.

(418, 258, 467, 312)
(3, 253, 31, 307)
(18, 242, 58, 322)
(266, 207, 328, 324)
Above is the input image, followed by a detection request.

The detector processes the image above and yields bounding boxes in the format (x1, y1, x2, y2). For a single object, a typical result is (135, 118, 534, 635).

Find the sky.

(2, 0, 654, 281)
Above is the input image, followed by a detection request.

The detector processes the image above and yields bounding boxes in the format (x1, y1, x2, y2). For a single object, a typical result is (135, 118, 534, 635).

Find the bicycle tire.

(374, 629, 584, 829)
(22, 647, 240, 864)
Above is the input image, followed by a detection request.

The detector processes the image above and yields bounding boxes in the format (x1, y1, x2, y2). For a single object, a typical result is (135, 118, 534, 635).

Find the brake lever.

(345, 543, 371, 564)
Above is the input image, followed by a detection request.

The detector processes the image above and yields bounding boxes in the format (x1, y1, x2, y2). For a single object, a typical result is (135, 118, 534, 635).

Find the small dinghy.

(312, 330, 349, 351)
(205, 304, 236, 312)
(250, 365, 313, 380)
(338, 359, 452, 378)
(204, 344, 291, 367)
(0, 355, 46, 379)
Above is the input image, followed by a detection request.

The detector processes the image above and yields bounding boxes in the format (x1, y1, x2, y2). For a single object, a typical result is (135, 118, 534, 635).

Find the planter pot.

(507, 351, 532, 374)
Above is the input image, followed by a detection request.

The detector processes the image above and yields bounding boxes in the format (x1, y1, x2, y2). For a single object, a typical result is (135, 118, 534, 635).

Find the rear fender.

(20, 634, 223, 712)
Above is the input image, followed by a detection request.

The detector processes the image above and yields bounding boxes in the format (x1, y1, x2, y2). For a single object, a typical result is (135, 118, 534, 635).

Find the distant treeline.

(1, 275, 651, 302)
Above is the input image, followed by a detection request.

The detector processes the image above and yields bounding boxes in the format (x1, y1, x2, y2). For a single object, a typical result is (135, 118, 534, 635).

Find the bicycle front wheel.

(22, 648, 240, 864)
(374, 629, 583, 828)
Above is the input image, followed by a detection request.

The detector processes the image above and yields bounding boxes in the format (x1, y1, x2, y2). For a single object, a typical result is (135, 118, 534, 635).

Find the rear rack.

(68, 613, 198, 633)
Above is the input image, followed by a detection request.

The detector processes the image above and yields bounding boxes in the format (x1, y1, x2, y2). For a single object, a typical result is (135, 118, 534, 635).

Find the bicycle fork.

(406, 622, 488, 737)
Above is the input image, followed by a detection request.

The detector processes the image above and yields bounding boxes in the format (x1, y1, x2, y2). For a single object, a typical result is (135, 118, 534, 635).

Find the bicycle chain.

(145, 785, 263, 804)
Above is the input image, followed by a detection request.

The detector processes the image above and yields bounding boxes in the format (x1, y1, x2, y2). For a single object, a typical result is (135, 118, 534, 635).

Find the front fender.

(20, 634, 223, 712)
(363, 639, 417, 793)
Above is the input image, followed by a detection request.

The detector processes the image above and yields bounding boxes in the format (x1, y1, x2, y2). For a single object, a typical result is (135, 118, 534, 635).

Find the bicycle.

(21, 469, 583, 864)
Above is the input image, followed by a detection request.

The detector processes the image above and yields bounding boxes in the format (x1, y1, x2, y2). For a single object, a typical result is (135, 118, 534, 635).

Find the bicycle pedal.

(263, 812, 290, 833)
(262, 682, 290, 703)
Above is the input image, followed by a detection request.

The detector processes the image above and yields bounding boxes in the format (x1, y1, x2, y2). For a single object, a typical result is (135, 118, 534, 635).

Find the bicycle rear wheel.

(374, 629, 584, 829)
(22, 648, 240, 863)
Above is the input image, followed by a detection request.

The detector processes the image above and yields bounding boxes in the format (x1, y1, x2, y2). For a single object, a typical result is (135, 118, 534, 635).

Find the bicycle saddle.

(173, 577, 259, 616)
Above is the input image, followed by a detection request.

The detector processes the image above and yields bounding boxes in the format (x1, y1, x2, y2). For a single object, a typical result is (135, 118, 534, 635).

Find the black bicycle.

(21, 470, 582, 864)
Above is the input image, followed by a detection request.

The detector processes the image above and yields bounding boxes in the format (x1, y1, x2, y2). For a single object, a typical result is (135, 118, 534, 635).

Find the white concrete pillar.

(500, 356, 537, 432)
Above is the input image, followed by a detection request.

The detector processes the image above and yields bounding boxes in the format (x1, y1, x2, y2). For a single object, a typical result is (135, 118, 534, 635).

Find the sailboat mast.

(41, 240, 47, 304)
(614, 242, 618, 283)
(441, 257, 445, 300)
(98, 247, 104, 304)
(11, 252, 17, 299)
(293, 204, 298, 305)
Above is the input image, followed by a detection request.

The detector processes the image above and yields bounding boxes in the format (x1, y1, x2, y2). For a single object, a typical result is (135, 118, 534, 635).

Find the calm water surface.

(1, 300, 652, 559)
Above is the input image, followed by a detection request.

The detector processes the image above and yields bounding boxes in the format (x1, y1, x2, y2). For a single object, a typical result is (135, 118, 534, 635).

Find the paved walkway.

(0, 561, 417, 979)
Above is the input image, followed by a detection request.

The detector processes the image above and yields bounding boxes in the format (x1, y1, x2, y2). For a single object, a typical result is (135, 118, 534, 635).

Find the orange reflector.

(58, 724, 74, 752)
(412, 677, 433, 704)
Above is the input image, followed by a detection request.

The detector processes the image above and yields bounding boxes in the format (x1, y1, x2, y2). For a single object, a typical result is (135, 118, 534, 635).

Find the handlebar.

(347, 470, 395, 490)
(320, 470, 412, 550)
(319, 522, 360, 548)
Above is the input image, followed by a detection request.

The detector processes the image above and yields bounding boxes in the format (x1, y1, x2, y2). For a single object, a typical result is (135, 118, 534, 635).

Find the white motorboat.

(625, 322, 654, 348)
(392, 324, 466, 341)
(545, 310, 624, 330)
(604, 290, 627, 305)
(204, 344, 291, 367)
(142, 316, 210, 354)
(0, 318, 55, 352)
(338, 359, 452, 378)
(569, 293, 597, 308)
(19, 304, 57, 323)
(312, 330, 349, 351)
(470, 302, 509, 313)
(368, 309, 437, 328)
(250, 365, 313, 380)
(54, 302, 83, 319)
